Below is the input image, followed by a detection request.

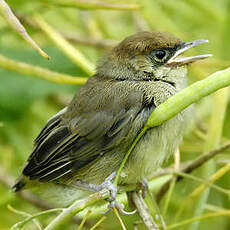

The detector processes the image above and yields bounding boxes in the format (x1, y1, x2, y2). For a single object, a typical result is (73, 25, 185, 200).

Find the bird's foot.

(100, 172, 136, 215)
(103, 180, 136, 215)
(74, 172, 136, 215)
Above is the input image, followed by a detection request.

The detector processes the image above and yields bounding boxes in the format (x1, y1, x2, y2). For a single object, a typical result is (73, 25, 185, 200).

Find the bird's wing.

(22, 78, 154, 182)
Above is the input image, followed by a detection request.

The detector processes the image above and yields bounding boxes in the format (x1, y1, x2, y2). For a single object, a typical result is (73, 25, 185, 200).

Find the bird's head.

(97, 31, 211, 83)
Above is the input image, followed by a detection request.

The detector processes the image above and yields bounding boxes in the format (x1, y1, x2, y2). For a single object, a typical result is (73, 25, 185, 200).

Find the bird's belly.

(121, 113, 185, 184)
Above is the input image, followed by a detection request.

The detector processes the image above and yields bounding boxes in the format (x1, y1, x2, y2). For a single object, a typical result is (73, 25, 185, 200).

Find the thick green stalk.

(146, 68, 230, 127)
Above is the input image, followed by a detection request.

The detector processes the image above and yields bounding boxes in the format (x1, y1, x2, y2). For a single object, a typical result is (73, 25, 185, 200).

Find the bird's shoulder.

(64, 76, 146, 121)
(62, 75, 148, 138)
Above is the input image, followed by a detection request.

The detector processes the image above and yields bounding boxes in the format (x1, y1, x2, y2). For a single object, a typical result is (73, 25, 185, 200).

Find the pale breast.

(120, 79, 189, 184)
(121, 111, 187, 184)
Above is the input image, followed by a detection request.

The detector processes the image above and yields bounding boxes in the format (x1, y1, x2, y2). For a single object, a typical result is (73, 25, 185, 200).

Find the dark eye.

(155, 50, 166, 60)
(150, 49, 167, 62)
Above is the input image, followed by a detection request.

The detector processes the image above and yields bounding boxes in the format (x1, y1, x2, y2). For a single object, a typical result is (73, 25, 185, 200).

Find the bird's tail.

(12, 178, 26, 192)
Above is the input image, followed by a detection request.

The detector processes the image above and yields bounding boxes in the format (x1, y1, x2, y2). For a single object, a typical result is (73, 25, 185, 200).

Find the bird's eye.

(150, 49, 167, 62)
(155, 50, 166, 60)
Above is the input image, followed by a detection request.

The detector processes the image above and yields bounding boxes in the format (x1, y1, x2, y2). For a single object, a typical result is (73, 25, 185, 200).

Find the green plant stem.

(0, 54, 87, 84)
(49, 0, 140, 10)
(114, 127, 148, 185)
(0, 0, 49, 59)
(14, 12, 117, 49)
(44, 189, 109, 230)
(113, 207, 127, 230)
(34, 15, 95, 75)
(173, 171, 230, 196)
(187, 163, 230, 198)
(187, 87, 229, 230)
(167, 210, 230, 229)
(89, 216, 106, 230)
(155, 142, 230, 203)
(162, 149, 180, 217)
(10, 208, 63, 230)
(77, 210, 91, 230)
(8, 205, 43, 230)
(162, 177, 176, 216)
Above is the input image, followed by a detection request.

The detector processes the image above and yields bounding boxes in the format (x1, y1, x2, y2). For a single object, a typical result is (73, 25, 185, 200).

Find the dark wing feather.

(33, 107, 67, 145)
(22, 77, 153, 183)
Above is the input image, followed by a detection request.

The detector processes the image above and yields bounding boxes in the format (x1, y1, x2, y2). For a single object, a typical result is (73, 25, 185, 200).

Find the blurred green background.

(0, 0, 230, 229)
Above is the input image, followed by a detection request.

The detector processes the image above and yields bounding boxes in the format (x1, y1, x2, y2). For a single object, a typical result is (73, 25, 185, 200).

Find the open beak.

(167, 40, 212, 66)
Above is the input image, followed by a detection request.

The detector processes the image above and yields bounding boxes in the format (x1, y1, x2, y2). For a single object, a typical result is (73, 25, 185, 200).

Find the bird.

(13, 31, 210, 213)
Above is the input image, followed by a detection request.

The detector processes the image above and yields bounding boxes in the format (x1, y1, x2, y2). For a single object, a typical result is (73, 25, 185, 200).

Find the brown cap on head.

(113, 31, 181, 58)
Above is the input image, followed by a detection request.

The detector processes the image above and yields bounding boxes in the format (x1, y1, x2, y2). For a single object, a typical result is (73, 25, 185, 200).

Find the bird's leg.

(127, 178, 149, 210)
(137, 178, 149, 198)
(74, 172, 136, 215)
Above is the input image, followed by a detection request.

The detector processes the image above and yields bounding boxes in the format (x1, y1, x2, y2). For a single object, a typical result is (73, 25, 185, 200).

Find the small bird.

(13, 31, 210, 213)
